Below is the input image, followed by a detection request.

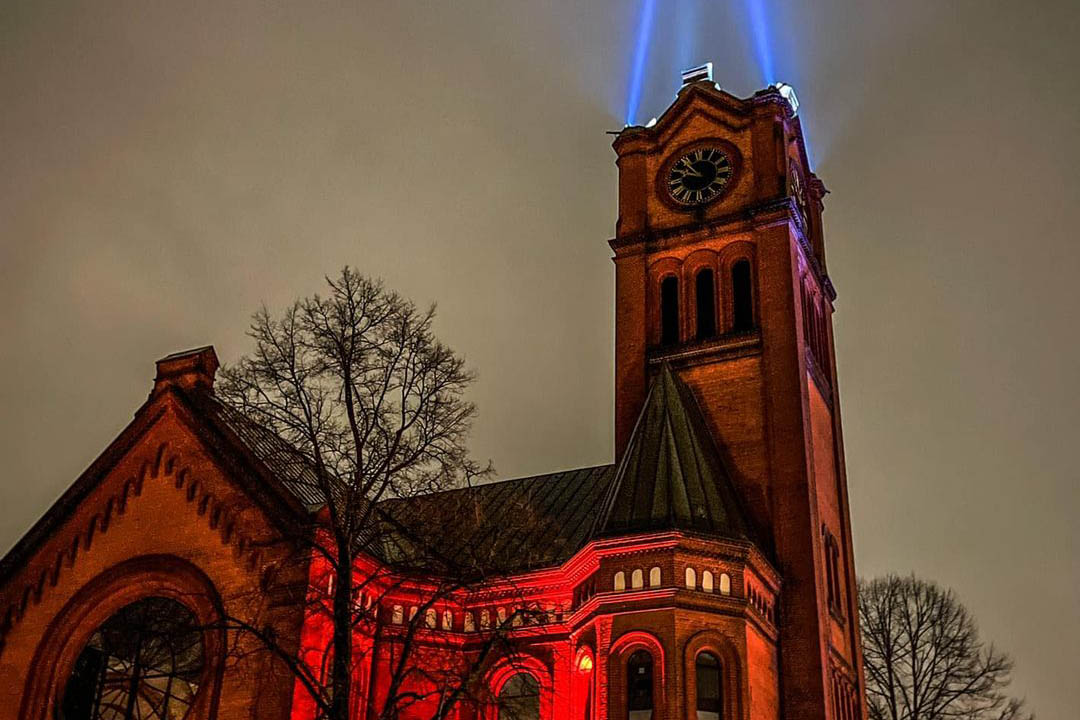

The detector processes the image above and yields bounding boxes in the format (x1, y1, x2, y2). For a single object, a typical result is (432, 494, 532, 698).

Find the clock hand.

(679, 159, 703, 177)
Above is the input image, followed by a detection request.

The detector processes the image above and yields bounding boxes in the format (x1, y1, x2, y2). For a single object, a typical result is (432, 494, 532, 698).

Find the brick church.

(0, 70, 867, 720)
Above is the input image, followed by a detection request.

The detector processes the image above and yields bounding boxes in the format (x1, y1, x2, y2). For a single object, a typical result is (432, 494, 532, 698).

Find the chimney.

(152, 346, 219, 396)
(681, 62, 713, 86)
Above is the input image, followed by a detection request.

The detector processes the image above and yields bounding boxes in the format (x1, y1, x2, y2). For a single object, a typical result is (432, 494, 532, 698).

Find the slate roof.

(592, 364, 754, 542)
(376, 465, 616, 575)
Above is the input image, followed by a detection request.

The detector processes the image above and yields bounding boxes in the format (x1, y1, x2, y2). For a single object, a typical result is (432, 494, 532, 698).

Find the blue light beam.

(744, 0, 775, 85)
(625, 0, 657, 126)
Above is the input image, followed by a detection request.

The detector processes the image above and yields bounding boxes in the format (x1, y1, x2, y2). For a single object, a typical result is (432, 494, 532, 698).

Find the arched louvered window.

(660, 276, 680, 346)
(627, 649, 654, 720)
(695, 652, 722, 720)
(732, 259, 754, 332)
(696, 269, 717, 340)
(498, 673, 540, 720)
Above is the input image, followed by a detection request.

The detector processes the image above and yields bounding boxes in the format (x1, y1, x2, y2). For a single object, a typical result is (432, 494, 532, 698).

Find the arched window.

(614, 571, 626, 592)
(61, 597, 204, 720)
(702, 571, 714, 593)
(649, 567, 661, 588)
(392, 605, 404, 624)
(498, 673, 540, 720)
(731, 259, 754, 332)
(627, 649, 654, 720)
(480, 609, 491, 629)
(685, 567, 697, 590)
(442, 609, 454, 630)
(695, 652, 722, 720)
(464, 612, 475, 632)
(631, 569, 644, 590)
(695, 269, 717, 340)
(719, 573, 731, 596)
(425, 608, 437, 629)
(497, 607, 508, 625)
(660, 276, 679, 346)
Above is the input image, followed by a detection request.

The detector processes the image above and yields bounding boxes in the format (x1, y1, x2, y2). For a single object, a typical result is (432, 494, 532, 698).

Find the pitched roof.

(592, 364, 754, 542)
(375, 465, 615, 576)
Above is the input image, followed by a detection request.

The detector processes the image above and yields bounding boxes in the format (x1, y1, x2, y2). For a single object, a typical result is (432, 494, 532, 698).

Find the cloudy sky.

(2, 1, 1076, 715)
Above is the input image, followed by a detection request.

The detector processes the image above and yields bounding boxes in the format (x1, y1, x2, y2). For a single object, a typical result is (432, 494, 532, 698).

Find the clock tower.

(611, 70, 867, 720)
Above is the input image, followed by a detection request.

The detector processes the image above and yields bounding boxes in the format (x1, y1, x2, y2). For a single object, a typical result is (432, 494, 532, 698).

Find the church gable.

(0, 362, 309, 660)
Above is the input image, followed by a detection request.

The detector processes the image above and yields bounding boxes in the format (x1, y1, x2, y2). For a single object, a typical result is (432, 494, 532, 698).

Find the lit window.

(60, 597, 203, 720)
(442, 609, 453, 630)
(425, 609, 437, 629)
(649, 567, 661, 588)
(615, 571, 626, 592)
(480, 610, 491, 630)
(392, 605, 404, 624)
(685, 567, 697, 590)
(464, 612, 475, 632)
(719, 573, 731, 596)
(631, 569, 644, 590)
(702, 571, 714, 593)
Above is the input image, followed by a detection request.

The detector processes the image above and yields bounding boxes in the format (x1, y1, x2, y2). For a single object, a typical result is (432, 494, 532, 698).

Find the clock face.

(666, 147, 734, 206)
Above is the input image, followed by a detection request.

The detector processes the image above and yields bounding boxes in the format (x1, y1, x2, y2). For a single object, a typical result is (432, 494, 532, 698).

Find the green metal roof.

(592, 363, 754, 542)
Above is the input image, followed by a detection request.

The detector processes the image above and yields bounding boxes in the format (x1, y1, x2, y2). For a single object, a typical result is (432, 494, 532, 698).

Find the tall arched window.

(498, 673, 540, 720)
(627, 650, 654, 720)
(695, 652, 722, 720)
(61, 597, 204, 720)
(614, 571, 626, 592)
(660, 276, 680, 346)
(695, 269, 716, 340)
(631, 569, 644, 590)
(732, 259, 754, 332)
(685, 567, 697, 590)
(719, 573, 731, 596)
(649, 567, 661, 588)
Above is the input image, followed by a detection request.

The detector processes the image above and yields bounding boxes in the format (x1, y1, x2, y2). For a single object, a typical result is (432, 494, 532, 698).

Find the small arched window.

(719, 573, 731, 596)
(685, 567, 697, 590)
(732, 259, 754, 332)
(695, 652, 722, 720)
(480, 609, 491, 629)
(408, 606, 418, 621)
(660, 275, 680, 346)
(696, 269, 717, 340)
(702, 571, 714, 593)
(649, 567, 661, 588)
(497, 607, 508, 625)
(631, 569, 644, 590)
(614, 571, 626, 592)
(442, 609, 454, 630)
(425, 608, 437, 629)
(391, 605, 404, 624)
(464, 612, 475, 632)
(498, 673, 540, 720)
(627, 649, 654, 720)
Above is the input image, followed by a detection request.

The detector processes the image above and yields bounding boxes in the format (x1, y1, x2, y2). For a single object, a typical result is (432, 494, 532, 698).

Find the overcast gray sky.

(2, 1, 1076, 715)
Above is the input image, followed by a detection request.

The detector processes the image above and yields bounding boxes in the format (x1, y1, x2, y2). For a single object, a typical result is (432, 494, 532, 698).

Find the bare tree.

(212, 267, 537, 720)
(859, 574, 1032, 720)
